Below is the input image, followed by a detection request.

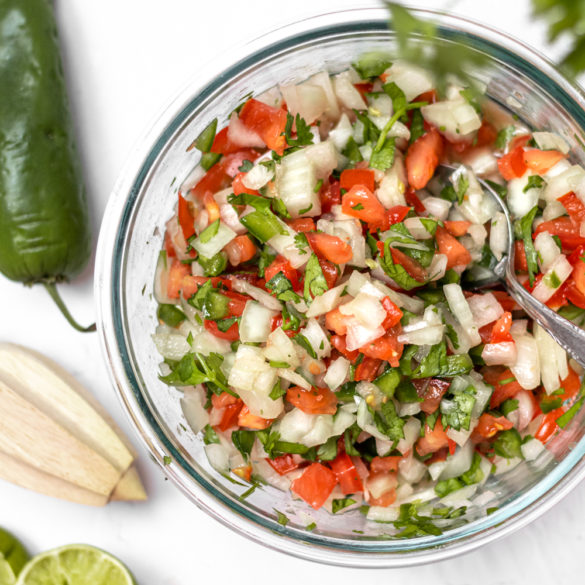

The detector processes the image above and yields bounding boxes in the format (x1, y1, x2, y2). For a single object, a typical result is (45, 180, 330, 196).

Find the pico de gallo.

(152, 53, 585, 529)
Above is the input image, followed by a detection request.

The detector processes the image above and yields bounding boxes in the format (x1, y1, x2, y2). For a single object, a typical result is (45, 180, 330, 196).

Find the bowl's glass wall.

(105, 13, 585, 564)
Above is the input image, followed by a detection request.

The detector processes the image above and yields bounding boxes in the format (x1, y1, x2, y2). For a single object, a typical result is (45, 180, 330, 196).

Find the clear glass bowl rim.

(95, 5, 585, 568)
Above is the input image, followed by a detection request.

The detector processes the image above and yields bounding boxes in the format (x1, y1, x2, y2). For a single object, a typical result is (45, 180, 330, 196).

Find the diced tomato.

(559, 191, 585, 224)
(413, 378, 451, 414)
(354, 82, 374, 101)
(177, 194, 196, 241)
(211, 392, 239, 409)
(239, 98, 287, 154)
(204, 318, 239, 341)
(341, 184, 387, 228)
(359, 326, 404, 367)
(565, 280, 585, 309)
(386, 205, 412, 226)
(267, 454, 300, 476)
(232, 172, 259, 197)
(533, 217, 585, 252)
(416, 416, 450, 456)
(319, 179, 341, 213)
(210, 126, 240, 155)
(444, 220, 471, 237)
(164, 231, 177, 258)
(318, 258, 339, 289)
(216, 400, 244, 432)
(414, 89, 438, 104)
(237, 405, 271, 430)
(381, 296, 403, 328)
(559, 366, 581, 401)
(166, 260, 191, 299)
(485, 367, 523, 408)
(514, 240, 528, 272)
(271, 314, 298, 338)
(404, 188, 426, 214)
(476, 120, 498, 147)
(180, 275, 231, 300)
(330, 450, 364, 494)
(340, 168, 376, 192)
(291, 463, 338, 509)
(191, 163, 232, 200)
(370, 456, 402, 474)
(497, 143, 527, 180)
(221, 290, 249, 317)
(568, 244, 585, 297)
(264, 255, 299, 289)
(474, 413, 514, 439)
(330, 334, 359, 362)
(224, 235, 257, 266)
(389, 247, 427, 283)
(435, 225, 472, 269)
(524, 148, 566, 174)
(405, 126, 443, 190)
(492, 290, 516, 312)
(535, 409, 563, 443)
(491, 311, 513, 343)
(286, 386, 338, 415)
(287, 218, 315, 232)
(355, 357, 382, 382)
(306, 232, 353, 264)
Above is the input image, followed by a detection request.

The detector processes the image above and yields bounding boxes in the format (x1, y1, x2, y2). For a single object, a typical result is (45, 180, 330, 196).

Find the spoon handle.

(505, 271, 585, 367)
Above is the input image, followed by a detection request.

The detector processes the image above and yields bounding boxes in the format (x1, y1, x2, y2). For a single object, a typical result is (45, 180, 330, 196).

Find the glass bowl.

(95, 6, 585, 567)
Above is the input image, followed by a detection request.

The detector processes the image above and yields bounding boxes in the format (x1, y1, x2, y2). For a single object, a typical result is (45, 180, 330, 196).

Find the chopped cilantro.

(523, 175, 544, 192)
(203, 424, 220, 445)
(303, 253, 329, 301)
(285, 113, 314, 147)
(332, 497, 357, 514)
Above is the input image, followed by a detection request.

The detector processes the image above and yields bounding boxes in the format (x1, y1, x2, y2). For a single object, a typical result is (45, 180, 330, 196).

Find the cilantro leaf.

(285, 113, 314, 147)
(332, 497, 357, 513)
(523, 175, 545, 192)
(317, 436, 339, 461)
(189, 118, 217, 152)
(439, 384, 476, 431)
(303, 253, 329, 301)
(294, 232, 310, 255)
(369, 400, 405, 444)
(203, 424, 220, 445)
(232, 430, 256, 461)
(293, 333, 317, 359)
(353, 51, 392, 79)
(514, 205, 540, 286)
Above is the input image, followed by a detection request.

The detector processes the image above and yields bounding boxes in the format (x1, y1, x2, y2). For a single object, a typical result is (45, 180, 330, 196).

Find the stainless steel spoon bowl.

(439, 164, 585, 367)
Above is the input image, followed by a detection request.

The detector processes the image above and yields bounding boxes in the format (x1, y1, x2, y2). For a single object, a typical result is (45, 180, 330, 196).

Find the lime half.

(0, 527, 29, 583)
(16, 545, 135, 585)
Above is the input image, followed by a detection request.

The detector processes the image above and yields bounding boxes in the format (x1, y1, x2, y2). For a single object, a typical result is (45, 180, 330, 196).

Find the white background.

(1, 0, 582, 583)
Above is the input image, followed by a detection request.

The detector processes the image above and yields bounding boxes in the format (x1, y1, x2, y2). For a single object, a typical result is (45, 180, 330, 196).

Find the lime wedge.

(15, 544, 135, 585)
(0, 527, 29, 582)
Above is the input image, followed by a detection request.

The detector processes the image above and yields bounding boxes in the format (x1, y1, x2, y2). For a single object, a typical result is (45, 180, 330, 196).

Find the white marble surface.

(1, 0, 582, 583)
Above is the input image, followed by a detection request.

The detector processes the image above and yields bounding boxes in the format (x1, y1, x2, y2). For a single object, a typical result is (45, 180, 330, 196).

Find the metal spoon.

(437, 164, 585, 367)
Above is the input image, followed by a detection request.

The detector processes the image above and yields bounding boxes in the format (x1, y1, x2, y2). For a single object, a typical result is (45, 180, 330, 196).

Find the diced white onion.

(262, 327, 300, 368)
(242, 163, 274, 191)
(323, 357, 350, 390)
(532, 131, 570, 154)
(267, 219, 310, 269)
(422, 196, 451, 220)
(384, 61, 434, 101)
(205, 443, 230, 473)
(277, 409, 334, 447)
(306, 284, 347, 318)
(376, 153, 407, 208)
(444, 283, 481, 346)
(345, 319, 385, 352)
(333, 70, 367, 110)
(328, 113, 353, 151)
(398, 453, 428, 484)
(227, 277, 283, 311)
(152, 332, 190, 361)
(467, 292, 504, 329)
(510, 333, 541, 390)
(396, 417, 422, 455)
(339, 292, 387, 329)
(304, 140, 339, 181)
(543, 165, 585, 202)
(532, 254, 573, 303)
(439, 441, 474, 481)
(507, 175, 540, 218)
(239, 301, 277, 343)
(277, 368, 311, 391)
(227, 112, 264, 148)
(192, 222, 237, 259)
(301, 318, 331, 359)
(404, 217, 434, 239)
(279, 82, 328, 124)
(534, 323, 567, 394)
(521, 437, 546, 461)
(276, 150, 320, 218)
(490, 212, 508, 261)
(180, 386, 209, 434)
(367, 506, 401, 523)
(482, 342, 517, 366)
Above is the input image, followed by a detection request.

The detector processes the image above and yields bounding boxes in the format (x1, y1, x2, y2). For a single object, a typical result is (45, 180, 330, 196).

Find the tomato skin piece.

(341, 185, 386, 227)
(435, 225, 472, 269)
(413, 378, 451, 414)
(264, 255, 299, 289)
(211, 392, 239, 409)
(514, 240, 529, 272)
(330, 450, 364, 494)
(266, 454, 299, 476)
(559, 191, 585, 224)
(474, 413, 513, 439)
(533, 217, 585, 252)
(386, 205, 412, 226)
(270, 314, 298, 338)
(405, 126, 443, 190)
(191, 163, 232, 200)
(404, 188, 427, 214)
(178, 193, 196, 241)
(416, 416, 449, 457)
(389, 247, 428, 283)
(291, 463, 338, 510)
(330, 334, 359, 361)
(204, 319, 239, 341)
(239, 98, 287, 154)
(210, 127, 241, 155)
(318, 258, 339, 289)
(340, 168, 376, 192)
(212, 394, 244, 431)
(286, 386, 338, 415)
(491, 311, 513, 343)
(497, 144, 527, 180)
(355, 357, 382, 382)
(568, 244, 585, 296)
(319, 179, 341, 213)
(485, 367, 523, 408)
(524, 148, 566, 174)
(306, 232, 353, 264)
